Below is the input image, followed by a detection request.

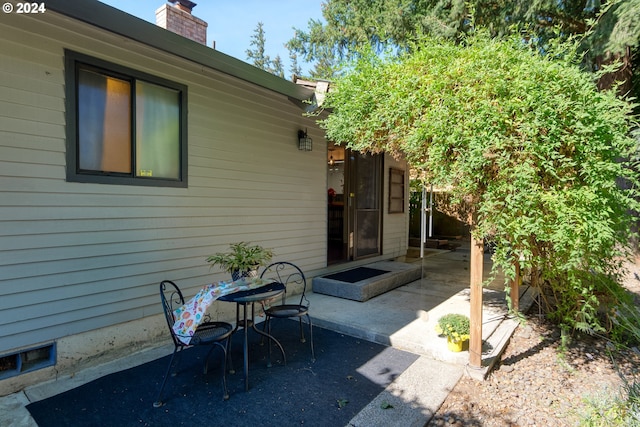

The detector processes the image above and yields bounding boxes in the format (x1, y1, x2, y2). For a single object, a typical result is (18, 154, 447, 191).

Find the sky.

(98, 0, 325, 77)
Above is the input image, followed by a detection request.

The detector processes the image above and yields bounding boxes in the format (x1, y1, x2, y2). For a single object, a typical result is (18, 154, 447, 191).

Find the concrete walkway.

(310, 246, 535, 373)
(0, 245, 531, 427)
(311, 246, 535, 425)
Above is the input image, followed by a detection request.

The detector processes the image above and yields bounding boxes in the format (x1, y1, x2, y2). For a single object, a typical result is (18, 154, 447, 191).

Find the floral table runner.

(172, 277, 271, 345)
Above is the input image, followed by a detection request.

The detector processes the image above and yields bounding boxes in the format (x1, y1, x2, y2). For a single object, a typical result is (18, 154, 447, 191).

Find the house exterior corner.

(0, 0, 410, 394)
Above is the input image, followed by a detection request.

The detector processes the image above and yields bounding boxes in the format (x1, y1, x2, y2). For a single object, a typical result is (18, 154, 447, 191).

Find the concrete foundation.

(0, 314, 167, 397)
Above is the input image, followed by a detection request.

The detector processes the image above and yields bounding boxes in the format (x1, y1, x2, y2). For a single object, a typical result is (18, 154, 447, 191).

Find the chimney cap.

(168, 0, 197, 12)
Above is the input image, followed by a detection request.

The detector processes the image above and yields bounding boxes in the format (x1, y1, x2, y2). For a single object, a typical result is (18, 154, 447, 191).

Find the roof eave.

(45, 0, 315, 103)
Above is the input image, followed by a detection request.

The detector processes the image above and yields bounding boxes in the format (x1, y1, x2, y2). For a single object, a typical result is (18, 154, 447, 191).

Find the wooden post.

(510, 259, 520, 312)
(469, 233, 484, 368)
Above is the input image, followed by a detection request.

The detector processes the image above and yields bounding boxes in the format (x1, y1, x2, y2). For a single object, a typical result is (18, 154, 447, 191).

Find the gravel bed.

(428, 261, 640, 427)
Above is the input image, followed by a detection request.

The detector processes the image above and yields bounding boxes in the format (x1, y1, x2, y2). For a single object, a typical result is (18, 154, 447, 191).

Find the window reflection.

(136, 82, 180, 179)
(78, 69, 131, 173)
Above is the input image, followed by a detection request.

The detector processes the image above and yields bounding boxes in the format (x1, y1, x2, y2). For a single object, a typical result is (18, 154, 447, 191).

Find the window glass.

(136, 81, 180, 179)
(389, 168, 405, 213)
(66, 50, 187, 187)
(78, 69, 131, 173)
(356, 153, 380, 209)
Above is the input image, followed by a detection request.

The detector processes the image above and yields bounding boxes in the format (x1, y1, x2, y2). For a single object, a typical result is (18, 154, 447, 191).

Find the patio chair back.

(160, 280, 187, 348)
(260, 261, 308, 306)
(260, 262, 315, 362)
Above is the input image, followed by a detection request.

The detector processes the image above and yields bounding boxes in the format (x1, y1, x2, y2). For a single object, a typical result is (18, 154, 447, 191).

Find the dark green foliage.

(288, 0, 639, 98)
(246, 22, 271, 71)
(246, 22, 285, 78)
(319, 32, 640, 337)
(206, 242, 274, 274)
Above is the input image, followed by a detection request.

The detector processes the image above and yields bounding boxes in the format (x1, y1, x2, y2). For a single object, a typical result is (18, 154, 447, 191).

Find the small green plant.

(337, 398, 349, 409)
(436, 313, 470, 342)
(206, 242, 274, 279)
(578, 300, 640, 427)
(579, 382, 640, 427)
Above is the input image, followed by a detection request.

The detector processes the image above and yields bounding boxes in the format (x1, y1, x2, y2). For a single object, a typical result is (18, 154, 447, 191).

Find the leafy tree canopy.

(288, 0, 639, 94)
(320, 32, 640, 335)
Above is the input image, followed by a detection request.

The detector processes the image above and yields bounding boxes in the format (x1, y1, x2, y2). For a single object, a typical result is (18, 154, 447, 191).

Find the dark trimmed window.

(65, 50, 187, 187)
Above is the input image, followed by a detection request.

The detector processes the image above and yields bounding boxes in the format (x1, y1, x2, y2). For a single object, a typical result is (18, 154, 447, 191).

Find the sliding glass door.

(327, 146, 382, 264)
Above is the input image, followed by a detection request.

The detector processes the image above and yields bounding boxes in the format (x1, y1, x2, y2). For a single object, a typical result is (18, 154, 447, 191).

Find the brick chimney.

(155, 0, 207, 45)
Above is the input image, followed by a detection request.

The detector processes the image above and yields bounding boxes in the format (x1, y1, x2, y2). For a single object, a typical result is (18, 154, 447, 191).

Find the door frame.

(327, 146, 383, 264)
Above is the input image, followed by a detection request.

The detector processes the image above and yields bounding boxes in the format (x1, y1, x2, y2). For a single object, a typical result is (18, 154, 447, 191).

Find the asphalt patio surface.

(1, 244, 528, 426)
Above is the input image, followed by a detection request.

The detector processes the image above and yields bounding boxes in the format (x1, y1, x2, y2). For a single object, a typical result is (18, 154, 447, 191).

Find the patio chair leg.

(203, 345, 216, 374)
(298, 318, 306, 343)
(219, 342, 230, 400)
(202, 342, 230, 400)
(153, 347, 179, 408)
(260, 320, 267, 346)
(266, 316, 272, 367)
(226, 335, 235, 374)
(306, 314, 315, 362)
(261, 317, 288, 367)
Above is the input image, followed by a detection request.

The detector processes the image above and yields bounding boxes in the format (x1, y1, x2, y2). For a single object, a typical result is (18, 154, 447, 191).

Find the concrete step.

(312, 261, 421, 302)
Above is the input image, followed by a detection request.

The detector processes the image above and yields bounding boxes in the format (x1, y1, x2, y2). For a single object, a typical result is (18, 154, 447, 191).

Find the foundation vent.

(0, 343, 56, 380)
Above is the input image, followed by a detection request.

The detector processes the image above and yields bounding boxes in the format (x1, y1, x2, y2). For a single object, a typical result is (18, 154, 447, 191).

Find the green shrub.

(320, 31, 640, 340)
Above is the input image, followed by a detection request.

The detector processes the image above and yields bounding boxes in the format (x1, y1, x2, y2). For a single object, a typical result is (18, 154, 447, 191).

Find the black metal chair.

(260, 262, 315, 362)
(154, 280, 234, 407)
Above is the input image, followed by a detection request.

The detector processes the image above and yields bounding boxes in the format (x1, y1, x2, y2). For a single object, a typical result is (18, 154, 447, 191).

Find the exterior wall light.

(298, 129, 312, 151)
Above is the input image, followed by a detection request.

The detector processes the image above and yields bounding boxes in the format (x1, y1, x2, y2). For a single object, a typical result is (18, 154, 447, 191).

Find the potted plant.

(206, 242, 274, 281)
(436, 313, 470, 352)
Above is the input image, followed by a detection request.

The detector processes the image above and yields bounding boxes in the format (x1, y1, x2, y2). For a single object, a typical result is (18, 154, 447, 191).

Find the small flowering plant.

(436, 313, 470, 342)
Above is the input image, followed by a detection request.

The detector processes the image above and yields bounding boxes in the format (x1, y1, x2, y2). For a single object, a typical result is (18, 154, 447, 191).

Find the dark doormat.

(27, 320, 417, 427)
(322, 267, 389, 283)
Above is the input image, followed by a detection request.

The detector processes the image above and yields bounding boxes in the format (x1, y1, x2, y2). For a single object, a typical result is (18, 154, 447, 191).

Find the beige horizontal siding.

(0, 12, 327, 352)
